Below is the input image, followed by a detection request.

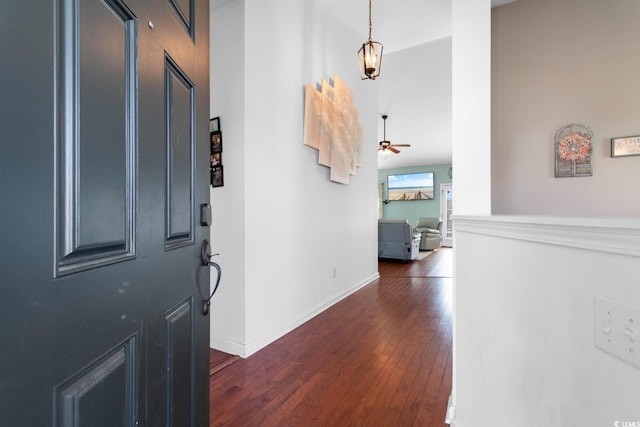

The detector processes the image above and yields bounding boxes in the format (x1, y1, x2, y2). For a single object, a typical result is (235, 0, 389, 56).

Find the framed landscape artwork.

(387, 172, 434, 201)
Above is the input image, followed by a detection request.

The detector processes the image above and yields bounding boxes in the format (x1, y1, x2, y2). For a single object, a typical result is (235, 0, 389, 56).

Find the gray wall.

(491, 0, 640, 217)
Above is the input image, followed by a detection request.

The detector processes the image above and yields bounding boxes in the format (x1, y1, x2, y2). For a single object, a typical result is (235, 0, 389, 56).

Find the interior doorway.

(440, 183, 453, 247)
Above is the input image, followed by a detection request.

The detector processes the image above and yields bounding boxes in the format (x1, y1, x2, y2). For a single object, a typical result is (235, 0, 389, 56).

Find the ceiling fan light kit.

(358, 0, 383, 80)
(379, 115, 410, 154)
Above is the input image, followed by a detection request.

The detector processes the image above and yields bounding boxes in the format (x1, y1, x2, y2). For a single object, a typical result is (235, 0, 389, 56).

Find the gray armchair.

(378, 219, 421, 261)
(415, 217, 443, 250)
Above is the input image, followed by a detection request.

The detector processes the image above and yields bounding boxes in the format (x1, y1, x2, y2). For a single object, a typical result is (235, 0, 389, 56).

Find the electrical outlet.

(331, 268, 336, 279)
(595, 295, 640, 369)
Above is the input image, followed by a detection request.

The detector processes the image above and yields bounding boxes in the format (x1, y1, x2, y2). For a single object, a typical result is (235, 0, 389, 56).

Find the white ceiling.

(376, 38, 452, 169)
(313, 0, 452, 54)
(314, 0, 515, 53)
(314, 0, 517, 169)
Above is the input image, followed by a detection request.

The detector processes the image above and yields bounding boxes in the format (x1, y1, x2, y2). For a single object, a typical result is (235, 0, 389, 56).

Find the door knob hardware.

(198, 239, 221, 316)
(201, 239, 219, 266)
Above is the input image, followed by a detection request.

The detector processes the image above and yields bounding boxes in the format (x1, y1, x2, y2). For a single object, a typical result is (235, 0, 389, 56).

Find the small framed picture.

(611, 135, 640, 157)
(210, 131, 222, 154)
(209, 117, 220, 133)
(211, 165, 223, 187)
(210, 152, 221, 168)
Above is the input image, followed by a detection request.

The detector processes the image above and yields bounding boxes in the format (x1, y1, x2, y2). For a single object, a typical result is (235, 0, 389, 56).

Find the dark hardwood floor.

(209, 248, 453, 426)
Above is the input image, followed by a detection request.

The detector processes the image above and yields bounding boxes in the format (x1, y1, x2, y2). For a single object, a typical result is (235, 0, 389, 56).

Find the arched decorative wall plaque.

(555, 124, 593, 178)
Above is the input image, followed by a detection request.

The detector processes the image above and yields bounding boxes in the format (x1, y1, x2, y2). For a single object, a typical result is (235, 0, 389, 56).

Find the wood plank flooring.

(210, 248, 453, 426)
(210, 348, 241, 375)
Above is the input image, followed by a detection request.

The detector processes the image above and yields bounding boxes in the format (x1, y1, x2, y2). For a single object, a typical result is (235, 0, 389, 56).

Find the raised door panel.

(165, 56, 195, 250)
(56, 0, 137, 276)
(145, 296, 196, 427)
(55, 337, 137, 427)
(166, 298, 195, 426)
(167, 0, 193, 37)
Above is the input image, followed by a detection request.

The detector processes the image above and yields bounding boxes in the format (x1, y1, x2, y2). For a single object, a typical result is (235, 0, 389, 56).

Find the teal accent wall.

(378, 164, 452, 228)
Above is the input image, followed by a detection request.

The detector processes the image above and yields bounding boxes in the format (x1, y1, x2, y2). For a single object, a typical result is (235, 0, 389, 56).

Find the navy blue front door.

(0, 0, 210, 425)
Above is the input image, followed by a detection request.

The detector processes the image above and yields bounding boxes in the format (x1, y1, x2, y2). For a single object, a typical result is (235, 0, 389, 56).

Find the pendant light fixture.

(358, 0, 383, 80)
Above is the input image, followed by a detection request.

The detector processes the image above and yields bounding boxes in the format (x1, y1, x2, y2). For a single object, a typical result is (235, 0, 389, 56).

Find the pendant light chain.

(368, 0, 373, 41)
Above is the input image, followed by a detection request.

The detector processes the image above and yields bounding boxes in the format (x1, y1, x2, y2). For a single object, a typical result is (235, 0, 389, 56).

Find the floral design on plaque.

(303, 75, 363, 184)
(555, 124, 593, 178)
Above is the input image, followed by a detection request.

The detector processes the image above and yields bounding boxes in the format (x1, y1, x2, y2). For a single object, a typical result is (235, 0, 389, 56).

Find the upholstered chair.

(378, 219, 421, 261)
(415, 217, 443, 250)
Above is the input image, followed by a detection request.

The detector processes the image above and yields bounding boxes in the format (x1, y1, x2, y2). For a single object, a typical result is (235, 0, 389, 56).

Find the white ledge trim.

(454, 215, 640, 257)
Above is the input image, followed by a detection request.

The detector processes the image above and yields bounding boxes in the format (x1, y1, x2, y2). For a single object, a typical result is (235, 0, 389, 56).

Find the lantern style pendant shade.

(358, 0, 383, 80)
(358, 40, 383, 80)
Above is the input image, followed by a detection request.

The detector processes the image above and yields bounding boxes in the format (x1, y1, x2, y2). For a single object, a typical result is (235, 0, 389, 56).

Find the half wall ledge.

(453, 215, 640, 258)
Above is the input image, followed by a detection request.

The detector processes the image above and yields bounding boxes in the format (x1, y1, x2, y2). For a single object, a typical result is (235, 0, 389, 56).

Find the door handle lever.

(198, 239, 221, 315)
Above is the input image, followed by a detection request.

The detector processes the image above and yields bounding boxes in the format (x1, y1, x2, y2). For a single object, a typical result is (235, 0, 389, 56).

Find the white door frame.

(440, 183, 453, 247)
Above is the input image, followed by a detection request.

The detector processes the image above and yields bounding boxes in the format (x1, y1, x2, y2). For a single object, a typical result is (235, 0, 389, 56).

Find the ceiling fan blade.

(388, 146, 400, 154)
(391, 144, 411, 147)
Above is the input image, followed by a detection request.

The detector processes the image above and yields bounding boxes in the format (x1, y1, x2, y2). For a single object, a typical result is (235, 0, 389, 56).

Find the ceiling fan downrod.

(378, 114, 410, 154)
(382, 114, 389, 144)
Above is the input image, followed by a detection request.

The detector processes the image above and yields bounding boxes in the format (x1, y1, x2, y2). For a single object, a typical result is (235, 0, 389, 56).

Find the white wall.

(450, 0, 492, 422)
(452, 0, 492, 216)
(492, 0, 640, 216)
(209, 0, 246, 354)
(210, 0, 379, 356)
(453, 216, 640, 427)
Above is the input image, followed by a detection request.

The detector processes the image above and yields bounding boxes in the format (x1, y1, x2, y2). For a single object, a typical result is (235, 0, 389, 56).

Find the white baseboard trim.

(209, 335, 246, 357)
(445, 394, 456, 424)
(237, 272, 380, 358)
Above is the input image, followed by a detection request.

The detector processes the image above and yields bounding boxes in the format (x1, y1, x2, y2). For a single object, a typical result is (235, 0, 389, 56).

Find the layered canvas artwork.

(303, 75, 363, 184)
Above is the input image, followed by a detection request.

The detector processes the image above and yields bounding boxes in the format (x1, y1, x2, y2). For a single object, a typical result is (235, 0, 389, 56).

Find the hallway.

(209, 248, 453, 426)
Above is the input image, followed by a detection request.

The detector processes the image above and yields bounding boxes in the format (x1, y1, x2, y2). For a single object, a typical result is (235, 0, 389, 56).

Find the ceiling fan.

(378, 114, 410, 153)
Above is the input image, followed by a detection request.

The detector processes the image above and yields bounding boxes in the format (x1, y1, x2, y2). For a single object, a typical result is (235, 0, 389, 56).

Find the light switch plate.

(594, 295, 640, 369)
